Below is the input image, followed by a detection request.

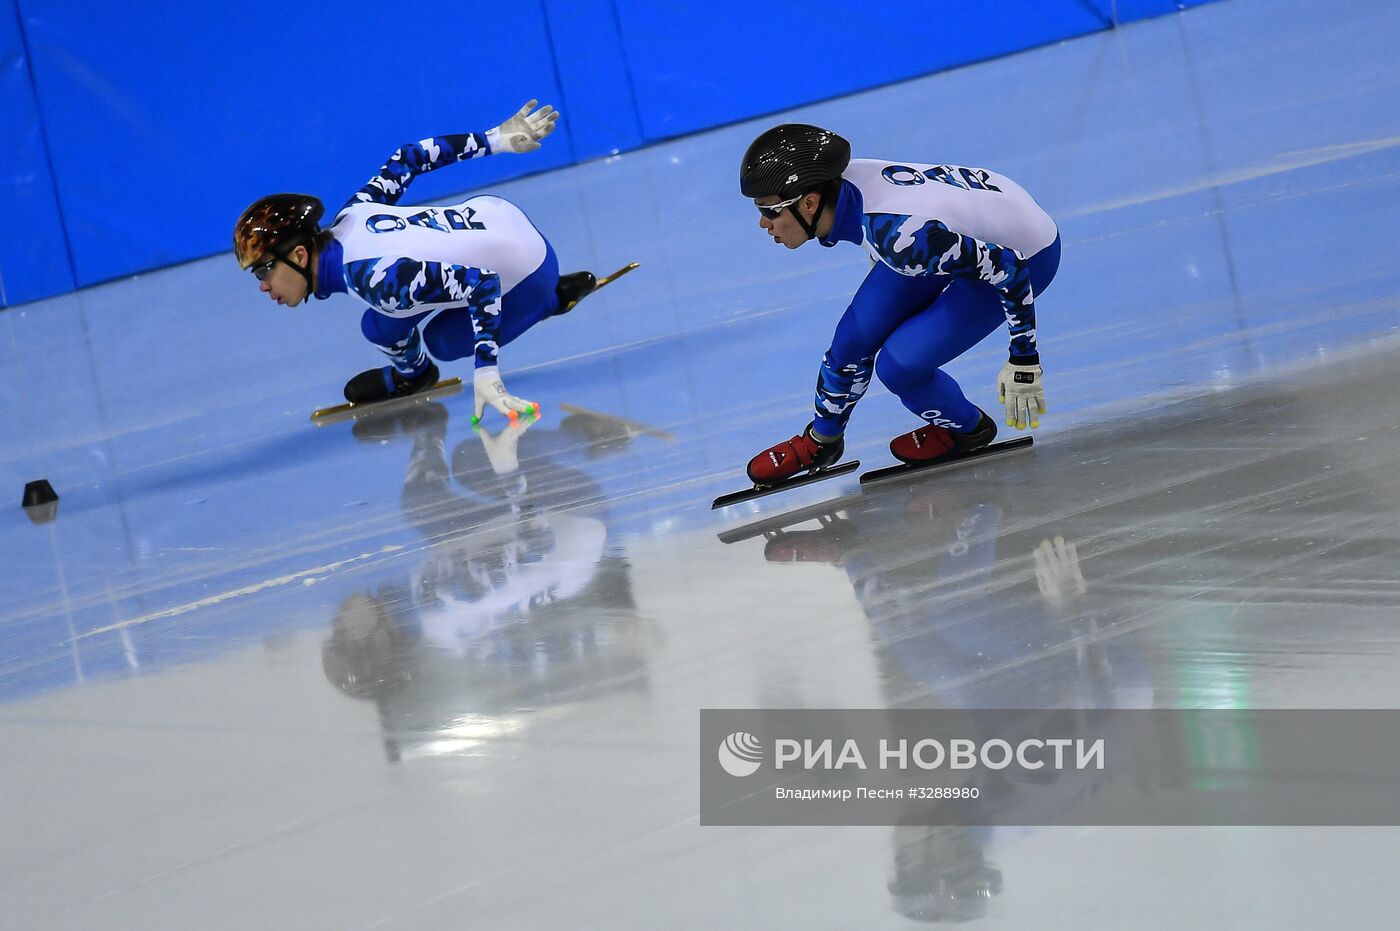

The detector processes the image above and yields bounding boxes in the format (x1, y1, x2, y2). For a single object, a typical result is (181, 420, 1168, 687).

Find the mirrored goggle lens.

(756, 195, 801, 219)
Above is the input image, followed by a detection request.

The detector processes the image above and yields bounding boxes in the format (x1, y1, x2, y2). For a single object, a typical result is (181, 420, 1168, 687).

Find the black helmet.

(234, 193, 324, 269)
(740, 124, 851, 200)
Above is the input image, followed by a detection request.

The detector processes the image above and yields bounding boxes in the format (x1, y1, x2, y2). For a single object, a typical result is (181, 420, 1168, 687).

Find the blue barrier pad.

(0, 0, 72, 306)
(20, 1, 571, 289)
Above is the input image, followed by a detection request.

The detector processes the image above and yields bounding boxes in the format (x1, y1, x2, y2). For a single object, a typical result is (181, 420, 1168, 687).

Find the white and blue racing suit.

(812, 158, 1060, 436)
(312, 131, 560, 377)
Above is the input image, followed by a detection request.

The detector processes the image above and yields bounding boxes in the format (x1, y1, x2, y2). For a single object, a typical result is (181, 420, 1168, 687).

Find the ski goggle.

(250, 256, 279, 281)
(249, 240, 305, 281)
(755, 194, 803, 219)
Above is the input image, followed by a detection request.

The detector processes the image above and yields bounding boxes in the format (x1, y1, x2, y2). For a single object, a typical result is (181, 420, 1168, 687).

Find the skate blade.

(711, 460, 861, 510)
(859, 436, 1033, 487)
(310, 377, 463, 424)
(596, 262, 640, 289)
(561, 262, 641, 312)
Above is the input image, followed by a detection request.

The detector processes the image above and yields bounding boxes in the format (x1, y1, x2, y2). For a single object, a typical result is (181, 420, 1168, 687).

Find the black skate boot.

(343, 361, 441, 405)
(554, 271, 598, 315)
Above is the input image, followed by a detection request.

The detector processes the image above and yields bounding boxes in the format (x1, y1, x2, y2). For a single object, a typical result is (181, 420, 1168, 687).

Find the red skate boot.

(713, 424, 861, 509)
(889, 411, 997, 465)
(862, 410, 1032, 487)
(747, 424, 845, 487)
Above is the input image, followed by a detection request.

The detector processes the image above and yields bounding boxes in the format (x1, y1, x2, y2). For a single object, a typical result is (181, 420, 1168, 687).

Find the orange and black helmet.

(233, 193, 324, 269)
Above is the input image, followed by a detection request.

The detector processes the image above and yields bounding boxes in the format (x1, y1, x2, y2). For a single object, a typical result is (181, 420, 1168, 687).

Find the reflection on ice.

(319, 403, 658, 764)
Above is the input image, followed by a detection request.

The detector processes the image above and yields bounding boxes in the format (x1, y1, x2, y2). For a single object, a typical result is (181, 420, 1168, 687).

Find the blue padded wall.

(611, 0, 1113, 141)
(541, 0, 645, 161)
(2, 0, 1224, 306)
(0, 0, 71, 307)
(17, 0, 571, 290)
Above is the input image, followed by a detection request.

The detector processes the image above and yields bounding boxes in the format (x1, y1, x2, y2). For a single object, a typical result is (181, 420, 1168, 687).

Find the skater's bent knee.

(361, 311, 395, 345)
(421, 321, 470, 361)
(875, 349, 919, 392)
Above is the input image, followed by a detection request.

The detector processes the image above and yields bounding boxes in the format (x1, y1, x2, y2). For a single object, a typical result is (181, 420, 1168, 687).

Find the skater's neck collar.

(313, 237, 347, 299)
(819, 180, 862, 248)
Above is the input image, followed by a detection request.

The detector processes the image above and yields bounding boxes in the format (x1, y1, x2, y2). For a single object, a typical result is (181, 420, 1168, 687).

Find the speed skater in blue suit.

(738, 123, 1061, 487)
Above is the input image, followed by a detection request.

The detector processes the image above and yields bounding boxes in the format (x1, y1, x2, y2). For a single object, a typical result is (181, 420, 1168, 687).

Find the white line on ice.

(67, 545, 406, 641)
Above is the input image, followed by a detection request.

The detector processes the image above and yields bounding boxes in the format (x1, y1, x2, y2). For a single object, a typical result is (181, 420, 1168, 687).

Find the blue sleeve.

(811, 262, 930, 437)
(864, 213, 1038, 363)
(340, 133, 494, 210)
(344, 258, 504, 367)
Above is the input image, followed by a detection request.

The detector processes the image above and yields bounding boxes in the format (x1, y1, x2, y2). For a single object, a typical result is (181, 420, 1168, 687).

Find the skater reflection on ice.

(319, 402, 659, 762)
(724, 466, 1152, 922)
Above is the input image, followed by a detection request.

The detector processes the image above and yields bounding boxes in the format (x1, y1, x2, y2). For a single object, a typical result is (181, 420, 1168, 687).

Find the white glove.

(486, 99, 559, 154)
(996, 360, 1045, 429)
(1034, 536, 1086, 606)
(472, 366, 538, 423)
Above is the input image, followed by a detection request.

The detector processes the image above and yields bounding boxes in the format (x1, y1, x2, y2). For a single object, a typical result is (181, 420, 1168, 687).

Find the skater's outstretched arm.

(462, 288, 536, 421)
(341, 101, 560, 209)
(864, 213, 1037, 364)
(344, 134, 493, 209)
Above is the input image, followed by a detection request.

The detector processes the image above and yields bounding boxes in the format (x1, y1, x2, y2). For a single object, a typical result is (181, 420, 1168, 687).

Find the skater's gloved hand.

(473, 366, 539, 424)
(997, 360, 1045, 429)
(487, 100, 559, 154)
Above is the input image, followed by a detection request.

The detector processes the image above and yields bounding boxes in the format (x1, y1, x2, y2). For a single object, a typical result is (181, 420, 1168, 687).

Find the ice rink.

(4, 0, 1400, 926)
